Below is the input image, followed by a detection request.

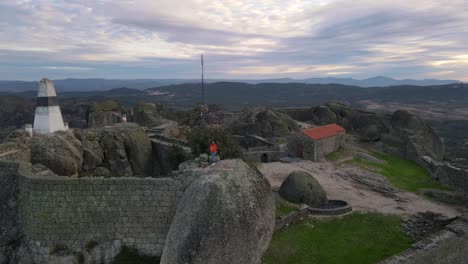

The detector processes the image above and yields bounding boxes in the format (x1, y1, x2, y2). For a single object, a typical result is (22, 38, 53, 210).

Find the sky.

(0, 0, 467, 81)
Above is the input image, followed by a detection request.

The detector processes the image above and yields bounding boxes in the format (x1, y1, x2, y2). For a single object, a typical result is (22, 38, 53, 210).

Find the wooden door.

(296, 144, 304, 158)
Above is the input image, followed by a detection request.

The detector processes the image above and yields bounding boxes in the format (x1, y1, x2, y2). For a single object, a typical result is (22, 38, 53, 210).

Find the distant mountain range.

(0, 76, 462, 92)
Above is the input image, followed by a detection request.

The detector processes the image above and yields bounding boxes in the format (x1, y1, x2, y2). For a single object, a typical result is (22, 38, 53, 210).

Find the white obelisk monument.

(33, 78, 66, 134)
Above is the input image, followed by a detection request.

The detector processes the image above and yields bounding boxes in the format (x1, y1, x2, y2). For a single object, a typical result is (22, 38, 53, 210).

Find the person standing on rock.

(209, 140, 218, 165)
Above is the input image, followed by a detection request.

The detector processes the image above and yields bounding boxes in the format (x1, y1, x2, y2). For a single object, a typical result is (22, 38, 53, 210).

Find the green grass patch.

(325, 147, 349, 162)
(347, 151, 447, 193)
(275, 194, 298, 218)
(262, 213, 413, 264)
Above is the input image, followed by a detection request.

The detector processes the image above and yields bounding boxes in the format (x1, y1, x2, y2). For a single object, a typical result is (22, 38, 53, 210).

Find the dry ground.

(258, 160, 461, 218)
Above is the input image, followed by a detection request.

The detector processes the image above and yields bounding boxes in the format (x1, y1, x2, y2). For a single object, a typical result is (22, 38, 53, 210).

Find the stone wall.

(315, 132, 345, 158)
(243, 144, 287, 163)
(287, 133, 316, 160)
(288, 132, 345, 161)
(433, 163, 468, 194)
(16, 164, 199, 263)
(379, 215, 468, 264)
(0, 161, 21, 264)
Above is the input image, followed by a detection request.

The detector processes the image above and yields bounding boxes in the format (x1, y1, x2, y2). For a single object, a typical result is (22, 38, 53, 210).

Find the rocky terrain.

(258, 159, 460, 218)
(1, 123, 152, 178)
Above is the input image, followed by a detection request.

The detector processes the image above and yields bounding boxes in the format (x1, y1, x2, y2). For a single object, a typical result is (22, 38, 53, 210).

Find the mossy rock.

(91, 100, 122, 112)
(279, 171, 328, 208)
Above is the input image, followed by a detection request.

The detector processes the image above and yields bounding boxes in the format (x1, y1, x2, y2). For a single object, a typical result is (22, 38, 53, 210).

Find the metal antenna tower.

(201, 54, 205, 105)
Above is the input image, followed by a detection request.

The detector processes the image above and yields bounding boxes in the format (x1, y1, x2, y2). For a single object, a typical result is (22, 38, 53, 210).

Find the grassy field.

(262, 213, 413, 264)
(347, 151, 447, 193)
(275, 194, 298, 218)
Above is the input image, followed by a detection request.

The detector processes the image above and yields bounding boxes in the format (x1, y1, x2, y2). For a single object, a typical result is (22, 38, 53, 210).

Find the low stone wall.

(243, 145, 287, 163)
(378, 215, 468, 264)
(15, 163, 199, 263)
(433, 164, 468, 194)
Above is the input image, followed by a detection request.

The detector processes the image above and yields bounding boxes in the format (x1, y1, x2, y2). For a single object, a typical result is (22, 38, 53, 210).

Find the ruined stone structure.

(242, 145, 287, 163)
(288, 124, 346, 161)
(33, 78, 66, 134)
(1, 160, 200, 263)
(236, 134, 287, 163)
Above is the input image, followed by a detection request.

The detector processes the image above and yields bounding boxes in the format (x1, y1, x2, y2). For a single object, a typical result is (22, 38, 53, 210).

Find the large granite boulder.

(133, 102, 163, 127)
(79, 130, 104, 171)
(228, 107, 298, 139)
(352, 113, 389, 141)
(391, 110, 444, 161)
(30, 131, 83, 176)
(187, 104, 224, 127)
(87, 100, 124, 128)
(88, 111, 122, 128)
(161, 159, 275, 264)
(279, 171, 328, 207)
(312, 105, 338, 125)
(99, 123, 152, 177)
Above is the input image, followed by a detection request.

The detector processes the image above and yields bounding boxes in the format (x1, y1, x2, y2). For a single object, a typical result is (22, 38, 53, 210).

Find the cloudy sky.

(1, 0, 467, 81)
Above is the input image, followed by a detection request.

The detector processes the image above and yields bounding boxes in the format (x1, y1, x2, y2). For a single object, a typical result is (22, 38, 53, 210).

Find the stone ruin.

(0, 154, 275, 264)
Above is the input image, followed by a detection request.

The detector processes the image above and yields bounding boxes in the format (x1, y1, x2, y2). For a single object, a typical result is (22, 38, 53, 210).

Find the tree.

(187, 127, 242, 159)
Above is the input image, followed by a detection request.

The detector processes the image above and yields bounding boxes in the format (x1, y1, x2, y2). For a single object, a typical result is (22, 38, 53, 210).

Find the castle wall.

(17, 168, 198, 263)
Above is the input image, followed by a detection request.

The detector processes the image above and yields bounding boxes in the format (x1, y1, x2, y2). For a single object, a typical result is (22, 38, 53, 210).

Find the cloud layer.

(0, 0, 467, 81)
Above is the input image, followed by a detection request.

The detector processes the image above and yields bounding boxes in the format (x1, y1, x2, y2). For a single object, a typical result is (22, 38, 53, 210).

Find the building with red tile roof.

(288, 123, 346, 161)
(302, 124, 345, 140)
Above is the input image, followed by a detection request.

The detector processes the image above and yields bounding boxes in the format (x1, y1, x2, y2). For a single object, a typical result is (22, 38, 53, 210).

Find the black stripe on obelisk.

(36, 97, 59, 107)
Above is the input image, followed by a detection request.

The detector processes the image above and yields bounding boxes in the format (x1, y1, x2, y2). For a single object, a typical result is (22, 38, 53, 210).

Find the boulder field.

(28, 123, 152, 177)
(285, 102, 444, 162)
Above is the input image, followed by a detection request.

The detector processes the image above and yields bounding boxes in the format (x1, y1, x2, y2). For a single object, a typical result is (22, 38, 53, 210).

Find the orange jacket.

(209, 143, 217, 153)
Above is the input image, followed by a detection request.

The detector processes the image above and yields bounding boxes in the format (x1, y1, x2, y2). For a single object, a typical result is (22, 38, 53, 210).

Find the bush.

(187, 127, 242, 159)
(167, 144, 189, 170)
(112, 246, 160, 264)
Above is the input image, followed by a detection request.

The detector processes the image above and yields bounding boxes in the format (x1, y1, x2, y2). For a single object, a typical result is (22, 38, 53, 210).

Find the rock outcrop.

(186, 104, 225, 127)
(87, 100, 124, 128)
(342, 167, 396, 197)
(112, 123, 152, 177)
(279, 171, 328, 207)
(73, 123, 152, 177)
(287, 102, 444, 163)
(161, 159, 275, 264)
(228, 107, 298, 139)
(133, 102, 164, 127)
(391, 110, 444, 162)
(30, 131, 83, 176)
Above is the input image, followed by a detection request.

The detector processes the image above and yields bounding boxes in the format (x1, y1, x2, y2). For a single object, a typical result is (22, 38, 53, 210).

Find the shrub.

(85, 240, 99, 251)
(112, 246, 160, 264)
(167, 144, 189, 170)
(187, 127, 242, 159)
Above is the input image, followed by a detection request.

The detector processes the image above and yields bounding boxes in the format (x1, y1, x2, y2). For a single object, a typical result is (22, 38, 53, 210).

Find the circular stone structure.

(307, 200, 352, 215)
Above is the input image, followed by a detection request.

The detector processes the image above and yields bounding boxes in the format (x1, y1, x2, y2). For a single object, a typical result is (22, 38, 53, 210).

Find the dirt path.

(258, 160, 461, 218)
